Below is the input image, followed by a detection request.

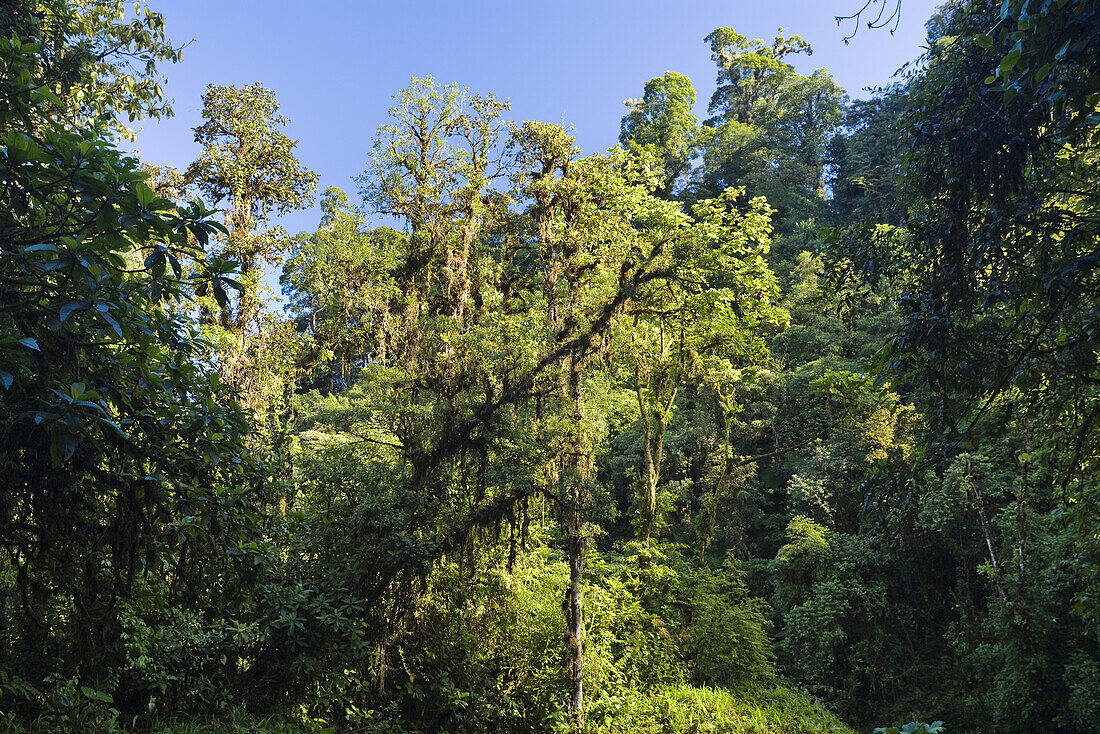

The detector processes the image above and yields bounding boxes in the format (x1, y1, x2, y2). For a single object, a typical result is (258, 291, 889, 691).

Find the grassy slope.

(591, 684, 857, 734)
(1, 684, 854, 733)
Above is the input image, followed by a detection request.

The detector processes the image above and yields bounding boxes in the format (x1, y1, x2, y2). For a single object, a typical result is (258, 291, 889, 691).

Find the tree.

(187, 82, 317, 332)
(819, 2, 1100, 726)
(339, 78, 796, 730)
(281, 187, 403, 392)
(704, 27, 812, 127)
(2, 0, 183, 139)
(827, 90, 906, 226)
(618, 189, 784, 540)
(693, 28, 843, 229)
(0, 31, 270, 721)
(620, 71, 705, 197)
(184, 83, 317, 423)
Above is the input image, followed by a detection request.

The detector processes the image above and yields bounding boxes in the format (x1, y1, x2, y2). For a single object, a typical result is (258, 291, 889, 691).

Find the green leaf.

(80, 685, 113, 703)
(133, 182, 154, 207)
(97, 417, 126, 437)
(100, 310, 123, 338)
(38, 87, 62, 107)
(213, 283, 229, 311)
(59, 301, 86, 323)
(999, 49, 1022, 75)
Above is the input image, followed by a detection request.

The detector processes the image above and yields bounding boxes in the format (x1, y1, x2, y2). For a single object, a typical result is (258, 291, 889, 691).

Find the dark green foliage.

(0, 29, 275, 725)
(690, 28, 844, 230)
(802, 2, 1100, 730)
(827, 91, 905, 226)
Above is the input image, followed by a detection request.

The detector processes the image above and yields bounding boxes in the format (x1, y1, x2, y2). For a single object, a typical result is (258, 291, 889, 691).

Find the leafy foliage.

(0, 28, 275, 725)
(5, 2, 1100, 733)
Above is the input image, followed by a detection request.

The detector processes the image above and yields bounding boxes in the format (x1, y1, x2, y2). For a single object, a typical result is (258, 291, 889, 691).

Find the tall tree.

(185, 83, 317, 414)
(187, 82, 317, 332)
(704, 27, 811, 127)
(620, 71, 705, 197)
(694, 28, 843, 229)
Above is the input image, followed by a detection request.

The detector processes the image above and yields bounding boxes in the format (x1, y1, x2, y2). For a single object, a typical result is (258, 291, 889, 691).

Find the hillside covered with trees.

(1, 1, 1098, 732)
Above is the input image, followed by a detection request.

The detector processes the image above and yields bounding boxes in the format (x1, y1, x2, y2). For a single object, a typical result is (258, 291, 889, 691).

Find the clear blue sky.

(129, 0, 941, 237)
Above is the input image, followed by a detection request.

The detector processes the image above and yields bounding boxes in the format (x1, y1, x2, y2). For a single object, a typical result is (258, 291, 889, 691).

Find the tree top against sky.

(128, 0, 941, 235)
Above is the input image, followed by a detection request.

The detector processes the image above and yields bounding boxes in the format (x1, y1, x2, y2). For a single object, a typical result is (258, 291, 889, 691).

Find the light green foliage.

(188, 83, 318, 240)
(182, 82, 316, 445)
(704, 28, 812, 127)
(593, 543, 774, 691)
(2, 0, 183, 139)
(589, 684, 855, 734)
(616, 187, 786, 540)
(360, 76, 508, 335)
(773, 516, 829, 590)
(281, 187, 403, 390)
(388, 546, 571, 732)
(0, 707, 333, 734)
(337, 540, 778, 733)
(677, 557, 774, 687)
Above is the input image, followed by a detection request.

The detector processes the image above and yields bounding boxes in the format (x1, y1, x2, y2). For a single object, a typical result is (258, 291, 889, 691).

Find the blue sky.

(129, 0, 940, 237)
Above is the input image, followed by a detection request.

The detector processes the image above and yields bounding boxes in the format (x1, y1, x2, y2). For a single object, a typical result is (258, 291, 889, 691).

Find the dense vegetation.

(1, 0, 1098, 732)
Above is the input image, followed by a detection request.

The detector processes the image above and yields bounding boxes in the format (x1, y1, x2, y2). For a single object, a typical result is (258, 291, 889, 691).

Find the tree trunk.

(964, 455, 1008, 604)
(635, 366, 657, 540)
(634, 364, 675, 541)
(564, 498, 584, 732)
(563, 364, 586, 732)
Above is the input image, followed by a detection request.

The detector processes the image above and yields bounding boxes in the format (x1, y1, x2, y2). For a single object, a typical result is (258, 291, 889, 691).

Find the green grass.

(590, 684, 857, 734)
(1, 685, 853, 734)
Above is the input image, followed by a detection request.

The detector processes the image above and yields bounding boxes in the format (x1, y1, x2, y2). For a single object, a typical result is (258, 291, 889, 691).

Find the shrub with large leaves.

(0, 33, 271, 720)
